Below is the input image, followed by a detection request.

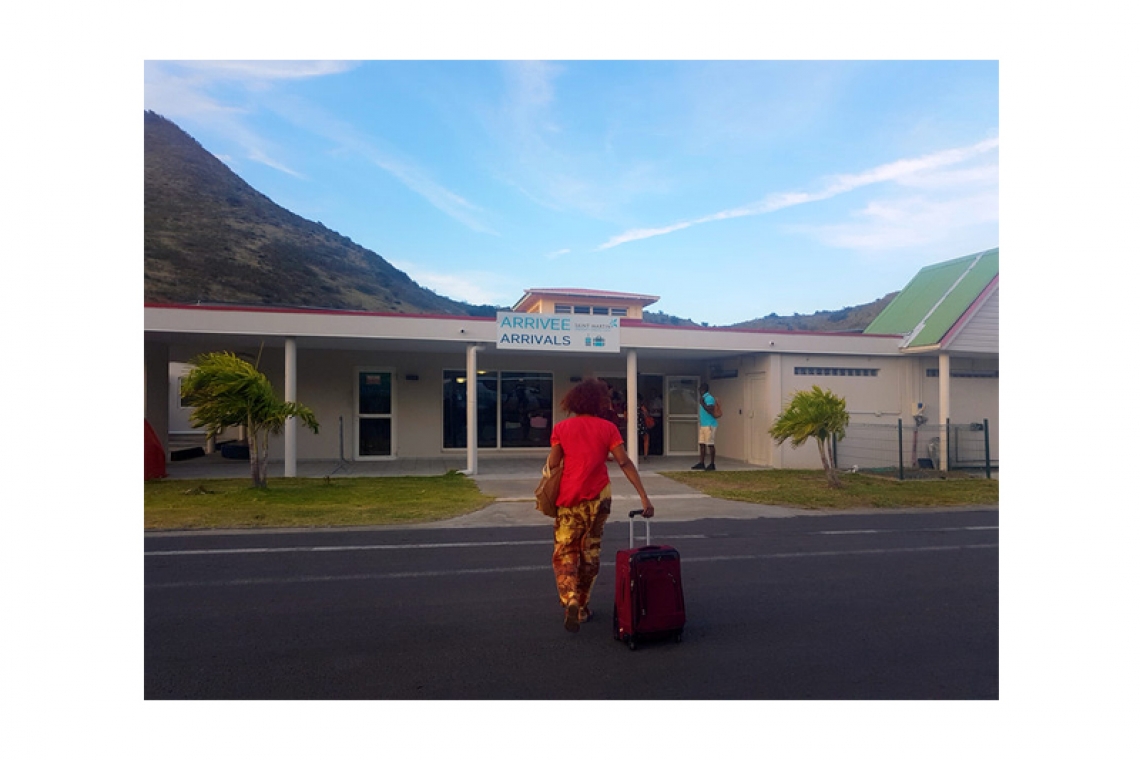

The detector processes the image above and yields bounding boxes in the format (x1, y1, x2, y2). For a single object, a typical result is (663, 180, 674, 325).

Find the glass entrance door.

(356, 370, 394, 458)
(665, 375, 700, 455)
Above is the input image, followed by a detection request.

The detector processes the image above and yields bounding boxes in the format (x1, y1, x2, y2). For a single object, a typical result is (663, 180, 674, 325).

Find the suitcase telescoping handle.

(628, 509, 651, 548)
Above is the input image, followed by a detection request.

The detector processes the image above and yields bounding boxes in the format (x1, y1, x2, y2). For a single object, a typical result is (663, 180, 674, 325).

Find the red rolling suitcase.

(613, 509, 686, 650)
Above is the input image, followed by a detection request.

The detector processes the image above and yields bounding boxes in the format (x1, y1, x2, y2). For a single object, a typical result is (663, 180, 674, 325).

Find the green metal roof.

(865, 248, 998, 347)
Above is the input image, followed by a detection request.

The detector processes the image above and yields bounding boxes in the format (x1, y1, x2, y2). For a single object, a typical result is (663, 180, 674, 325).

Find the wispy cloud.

(144, 61, 495, 234)
(390, 260, 512, 307)
(144, 61, 357, 177)
(596, 137, 1000, 250)
(382, 160, 493, 234)
(806, 190, 999, 253)
(544, 248, 571, 260)
(170, 60, 358, 81)
(491, 62, 671, 220)
(501, 61, 562, 140)
(270, 98, 497, 235)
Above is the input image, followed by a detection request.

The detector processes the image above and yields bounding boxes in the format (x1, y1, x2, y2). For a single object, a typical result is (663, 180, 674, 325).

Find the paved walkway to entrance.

(160, 453, 814, 526)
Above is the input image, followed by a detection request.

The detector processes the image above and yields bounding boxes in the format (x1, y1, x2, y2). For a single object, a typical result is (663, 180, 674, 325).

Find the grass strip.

(660, 469, 998, 510)
(144, 471, 495, 530)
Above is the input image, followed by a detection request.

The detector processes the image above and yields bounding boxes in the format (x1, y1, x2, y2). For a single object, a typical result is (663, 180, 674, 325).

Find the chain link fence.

(834, 420, 993, 479)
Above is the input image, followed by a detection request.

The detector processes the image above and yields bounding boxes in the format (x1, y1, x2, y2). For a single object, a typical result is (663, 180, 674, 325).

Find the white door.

(665, 375, 700, 455)
(745, 372, 768, 465)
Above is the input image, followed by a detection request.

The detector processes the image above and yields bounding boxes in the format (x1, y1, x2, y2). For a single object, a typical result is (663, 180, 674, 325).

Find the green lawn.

(145, 467, 998, 532)
(144, 471, 494, 530)
(660, 469, 998, 510)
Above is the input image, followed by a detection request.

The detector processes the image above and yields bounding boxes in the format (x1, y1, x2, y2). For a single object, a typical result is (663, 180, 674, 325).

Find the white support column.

(626, 349, 638, 468)
(284, 337, 297, 477)
(464, 344, 482, 475)
(939, 352, 951, 472)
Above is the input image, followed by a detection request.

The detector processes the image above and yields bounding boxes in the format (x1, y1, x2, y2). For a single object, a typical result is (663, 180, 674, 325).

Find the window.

(555, 303, 628, 316)
(443, 370, 553, 449)
(795, 367, 879, 377)
(926, 369, 999, 378)
(178, 376, 192, 408)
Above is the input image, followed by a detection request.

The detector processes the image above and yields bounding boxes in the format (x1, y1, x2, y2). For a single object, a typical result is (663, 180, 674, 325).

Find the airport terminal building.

(144, 251, 999, 475)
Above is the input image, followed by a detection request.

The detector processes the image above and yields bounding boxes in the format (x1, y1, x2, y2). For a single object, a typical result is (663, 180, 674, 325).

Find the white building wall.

(703, 359, 746, 462)
(919, 356, 999, 463)
(769, 354, 916, 469)
(948, 290, 999, 353)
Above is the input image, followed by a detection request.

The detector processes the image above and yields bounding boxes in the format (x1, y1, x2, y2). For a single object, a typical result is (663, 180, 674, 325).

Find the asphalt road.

(144, 510, 998, 699)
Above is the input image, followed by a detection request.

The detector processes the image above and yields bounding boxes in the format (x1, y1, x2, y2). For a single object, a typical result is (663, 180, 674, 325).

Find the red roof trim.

(144, 303, 902, 339)
(144, 302, 493, 322)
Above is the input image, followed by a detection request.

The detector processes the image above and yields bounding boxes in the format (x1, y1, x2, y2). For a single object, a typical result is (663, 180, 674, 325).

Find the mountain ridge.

(144, 111, 494, 315)
(144, 111, 893, 329)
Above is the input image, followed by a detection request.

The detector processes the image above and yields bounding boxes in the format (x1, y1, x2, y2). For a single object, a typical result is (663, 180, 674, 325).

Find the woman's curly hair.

(560, 378, 611, 416)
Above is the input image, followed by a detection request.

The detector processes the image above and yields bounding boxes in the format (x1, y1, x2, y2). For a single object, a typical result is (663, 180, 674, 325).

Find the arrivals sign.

(496, 311, 621, 353)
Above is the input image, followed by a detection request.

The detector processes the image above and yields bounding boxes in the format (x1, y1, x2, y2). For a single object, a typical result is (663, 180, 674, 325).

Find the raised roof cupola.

(511, 288, 659, 320)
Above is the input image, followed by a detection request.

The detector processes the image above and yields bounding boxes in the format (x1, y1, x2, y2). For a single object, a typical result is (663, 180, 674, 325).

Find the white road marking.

(816, 527, 998, 535)
(145, 543, 997, 589)
(146, 526, 996, 557)
(145, 535, 712, 557)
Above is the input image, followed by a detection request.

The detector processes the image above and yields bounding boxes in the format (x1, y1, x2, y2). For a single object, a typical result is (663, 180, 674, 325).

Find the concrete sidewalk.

(454, 458, 814, 528)
(160, 453, 814, 527)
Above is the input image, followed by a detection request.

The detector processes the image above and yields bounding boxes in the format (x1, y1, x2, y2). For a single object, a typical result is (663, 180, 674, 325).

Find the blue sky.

(144, 60, 997, 325)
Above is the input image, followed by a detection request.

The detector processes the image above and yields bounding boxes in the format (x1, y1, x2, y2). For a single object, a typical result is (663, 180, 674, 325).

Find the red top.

(550, 415, 624, 507)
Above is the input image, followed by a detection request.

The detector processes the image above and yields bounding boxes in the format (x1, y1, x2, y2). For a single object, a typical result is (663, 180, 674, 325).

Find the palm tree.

(181, 351, 319, 488)
(768, 385, 850, 488)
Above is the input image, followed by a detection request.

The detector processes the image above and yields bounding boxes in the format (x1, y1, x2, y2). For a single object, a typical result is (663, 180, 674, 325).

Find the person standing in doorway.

(611, 389, 628, 445)
(648, 391, 664, 455)
(692, 382, 718, 471)
(546, 379, 656, 633)
(637, 393, 650, 458)
(599, 382, 621, 461)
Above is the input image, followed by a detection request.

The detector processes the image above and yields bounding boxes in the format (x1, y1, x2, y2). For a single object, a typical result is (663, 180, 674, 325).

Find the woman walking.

(546, 379, 656, 632)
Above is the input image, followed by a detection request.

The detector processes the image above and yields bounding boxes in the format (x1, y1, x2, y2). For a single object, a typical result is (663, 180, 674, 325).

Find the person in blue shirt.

(692, 382, 718, 471)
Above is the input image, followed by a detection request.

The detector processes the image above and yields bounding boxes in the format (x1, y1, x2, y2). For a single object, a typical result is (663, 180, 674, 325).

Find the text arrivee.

(495, 311, 620, 353)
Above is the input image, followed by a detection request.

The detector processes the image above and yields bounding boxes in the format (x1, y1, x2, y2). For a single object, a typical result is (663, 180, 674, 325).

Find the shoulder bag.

(535, 462, 563, 517)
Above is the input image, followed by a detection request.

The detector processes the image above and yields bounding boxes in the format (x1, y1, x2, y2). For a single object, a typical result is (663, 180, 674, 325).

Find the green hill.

(144, 111, 494, 315)
(729, 292, 898, 332)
